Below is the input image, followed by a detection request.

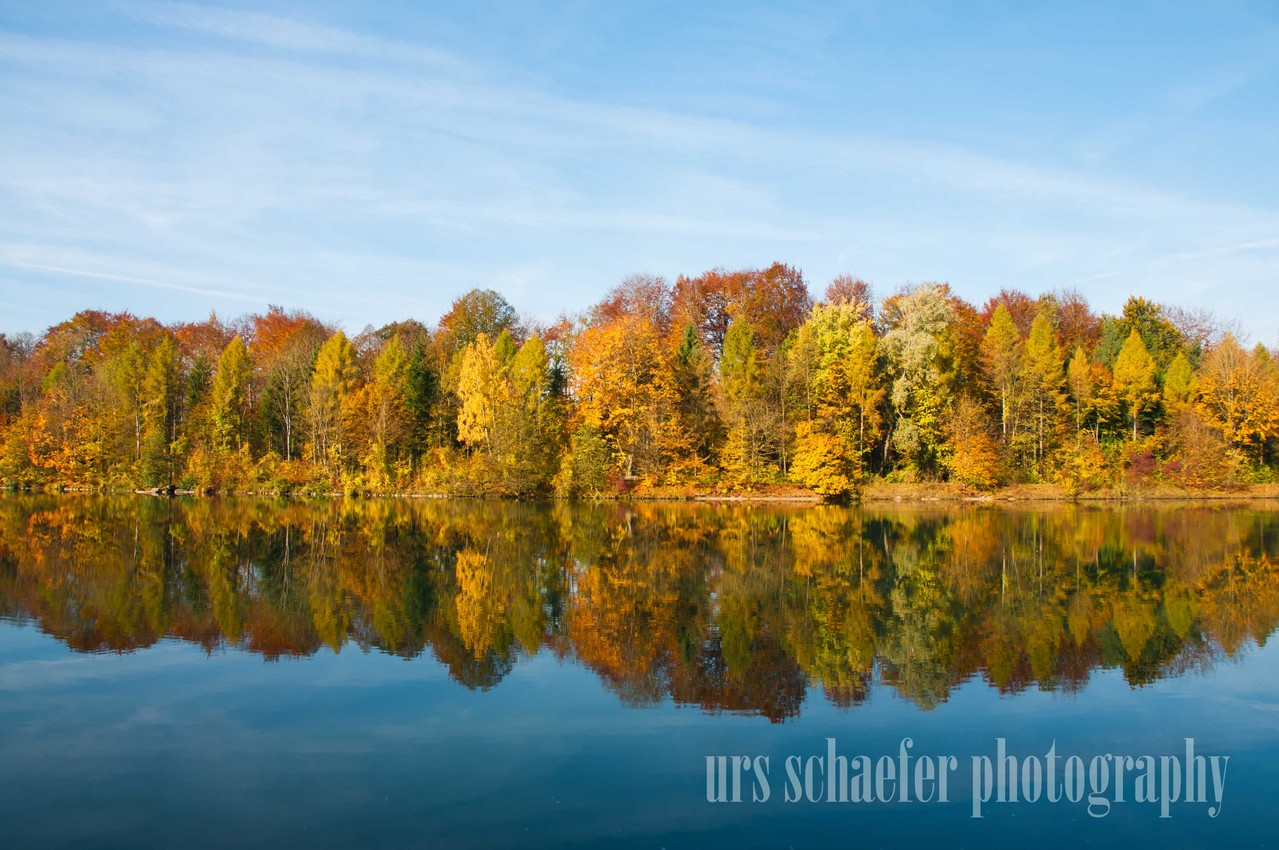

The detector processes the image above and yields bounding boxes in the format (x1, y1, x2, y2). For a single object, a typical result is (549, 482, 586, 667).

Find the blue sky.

(1, 1, 1277, 341)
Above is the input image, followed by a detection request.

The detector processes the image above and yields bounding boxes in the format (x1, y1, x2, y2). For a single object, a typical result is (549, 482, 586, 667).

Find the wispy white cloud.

(1074, 33, 1279, 165)
(120, 0, 472, 72)
(0, 1, 1276, 340)
(0, 258, 264, 303)
(1059, 271, 1120, 288)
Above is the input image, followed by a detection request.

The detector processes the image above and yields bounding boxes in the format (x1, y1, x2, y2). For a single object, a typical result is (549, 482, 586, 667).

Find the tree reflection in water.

(2, 496, 1277, 721)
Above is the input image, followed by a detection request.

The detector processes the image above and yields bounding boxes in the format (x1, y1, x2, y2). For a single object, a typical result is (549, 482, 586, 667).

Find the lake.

(1, 496, 1277, 848)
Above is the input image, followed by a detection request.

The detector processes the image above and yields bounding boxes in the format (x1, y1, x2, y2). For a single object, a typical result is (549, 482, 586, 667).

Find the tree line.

(1, 263, 1277, 496)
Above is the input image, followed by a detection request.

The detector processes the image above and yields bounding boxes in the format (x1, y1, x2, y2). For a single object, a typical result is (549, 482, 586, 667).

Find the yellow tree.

(1066, 345, 1093, 437)
(456, 332, 502, 459)
(809, 304, 883, 457)
(504, 334, 563, 492)
(210, 335, 251, 451)
(980, 304, 1022, 440)
(308, 331, 355, 470)
(1112, 330, 1156, 441)
(569, 312, 673, 482)
(1020, 312, 1066, 471)
(1197, 336, 1279, 465)
(141, 335, 182, 486)
(457, 332, 564, 493)
(788, 302, 883, 495)
(943, 394, 1000, 489)
(1162, 352, 1196, 416)
(791, 423, 856, 496)
(361, 334, 410, 487)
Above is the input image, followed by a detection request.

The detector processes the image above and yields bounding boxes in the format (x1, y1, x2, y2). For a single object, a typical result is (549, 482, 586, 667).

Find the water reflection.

(1, 496, 1276, 720)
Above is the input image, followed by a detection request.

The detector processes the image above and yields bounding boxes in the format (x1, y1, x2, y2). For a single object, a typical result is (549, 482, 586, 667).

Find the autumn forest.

(2, 264, 1276, 498)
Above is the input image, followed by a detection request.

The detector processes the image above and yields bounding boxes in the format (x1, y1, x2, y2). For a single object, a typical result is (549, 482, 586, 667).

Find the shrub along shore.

(19, 480, 1279, 505)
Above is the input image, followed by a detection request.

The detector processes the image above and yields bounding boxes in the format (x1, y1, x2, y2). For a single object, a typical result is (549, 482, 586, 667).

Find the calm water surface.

(1, 496, 1278, 848)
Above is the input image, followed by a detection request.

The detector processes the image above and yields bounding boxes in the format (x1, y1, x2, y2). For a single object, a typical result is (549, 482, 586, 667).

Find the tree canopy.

(2, 274, 1274, 497)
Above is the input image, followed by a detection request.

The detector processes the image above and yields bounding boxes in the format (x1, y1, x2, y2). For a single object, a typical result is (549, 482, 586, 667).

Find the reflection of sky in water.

(2, 621, 1277, 849)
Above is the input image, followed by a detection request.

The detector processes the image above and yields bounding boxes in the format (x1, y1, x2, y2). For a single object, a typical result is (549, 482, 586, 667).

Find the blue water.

(2, 496, 1278, 848)
(2, 621, 1276, 848)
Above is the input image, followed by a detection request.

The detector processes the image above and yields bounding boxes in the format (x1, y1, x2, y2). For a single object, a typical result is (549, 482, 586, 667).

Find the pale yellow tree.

(361, 334, 410, 487)
(1162, 352, 1196, 415)
(456, 332, 502, 458)
(308, 331, 355, 469)
(1066, 345, 1093, 437)
(1019, 313, 1066, 469)
(1112, 330, 1156, 441)
(980, 304, 1022, 440)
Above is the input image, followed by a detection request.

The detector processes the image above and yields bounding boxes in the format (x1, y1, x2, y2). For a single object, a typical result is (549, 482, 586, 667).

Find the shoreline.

(8, 481, 1279, 505)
